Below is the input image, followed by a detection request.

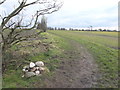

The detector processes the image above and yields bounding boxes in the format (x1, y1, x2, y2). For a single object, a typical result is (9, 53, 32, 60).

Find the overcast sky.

(46, 0, 119, 30)
(0, 0, 119, 30)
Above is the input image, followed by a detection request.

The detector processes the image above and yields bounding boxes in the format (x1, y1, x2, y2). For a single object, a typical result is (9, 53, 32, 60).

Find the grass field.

(48, 30, 118, 88)
(2, 30, 119, 88)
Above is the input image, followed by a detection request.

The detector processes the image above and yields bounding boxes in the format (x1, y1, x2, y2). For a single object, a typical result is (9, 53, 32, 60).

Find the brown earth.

(41, 35, 100, 88)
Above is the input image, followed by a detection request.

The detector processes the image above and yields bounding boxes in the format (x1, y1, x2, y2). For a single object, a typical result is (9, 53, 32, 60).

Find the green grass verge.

(3, 32, 69, 88)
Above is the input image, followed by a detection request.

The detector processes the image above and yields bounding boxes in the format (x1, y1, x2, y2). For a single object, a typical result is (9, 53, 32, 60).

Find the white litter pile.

(22, 61, 47, 78)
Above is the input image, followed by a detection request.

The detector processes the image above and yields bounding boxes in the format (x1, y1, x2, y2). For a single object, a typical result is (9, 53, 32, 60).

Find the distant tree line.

(37, 18, 118, 32)
(47, 27, 67, 30)
(47, 27, 118, 32)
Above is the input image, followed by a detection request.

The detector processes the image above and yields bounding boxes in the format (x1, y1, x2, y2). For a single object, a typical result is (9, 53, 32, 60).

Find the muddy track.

(43, 32, 99, 88)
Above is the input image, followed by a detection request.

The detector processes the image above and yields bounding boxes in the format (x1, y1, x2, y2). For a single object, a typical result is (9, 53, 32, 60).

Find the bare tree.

(0, 0, 63, 61)
(41, 15, 47, 32)
(37, 15, 47, 32)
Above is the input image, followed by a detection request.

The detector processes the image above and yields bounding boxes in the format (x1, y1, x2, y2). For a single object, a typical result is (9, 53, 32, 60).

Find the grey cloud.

(47, 3, 117, 29)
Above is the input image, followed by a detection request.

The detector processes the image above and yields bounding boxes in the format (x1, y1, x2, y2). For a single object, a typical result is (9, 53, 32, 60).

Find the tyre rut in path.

(44, 33, 99, 88)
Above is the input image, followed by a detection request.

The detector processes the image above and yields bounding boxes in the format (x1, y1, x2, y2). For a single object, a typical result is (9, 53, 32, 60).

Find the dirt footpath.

(41, 33, 100, 88)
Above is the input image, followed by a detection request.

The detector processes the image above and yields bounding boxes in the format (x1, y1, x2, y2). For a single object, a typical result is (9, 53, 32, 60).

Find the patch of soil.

(41, 36, 100, 88)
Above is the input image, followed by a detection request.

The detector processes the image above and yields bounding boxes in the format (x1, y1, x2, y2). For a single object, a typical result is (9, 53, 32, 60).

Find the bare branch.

(0, 0, 6, 5)
(37, 1, 63, 15)
(1, 0, 49, 28)
(3, 22, 15, 31)
(1, 1, 26, 27)
(0, 0, 63, 55)
(11, 37, 27, 46)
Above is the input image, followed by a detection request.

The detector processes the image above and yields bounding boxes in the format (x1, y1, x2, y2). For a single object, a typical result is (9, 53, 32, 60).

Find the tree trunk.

(2, 44, 6, 61)
(0, 35, 2, 75)
(1, 40, 8, 73)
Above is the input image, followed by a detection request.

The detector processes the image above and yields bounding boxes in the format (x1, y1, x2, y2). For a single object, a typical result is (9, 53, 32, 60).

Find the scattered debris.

(22, 61, 48, 78)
